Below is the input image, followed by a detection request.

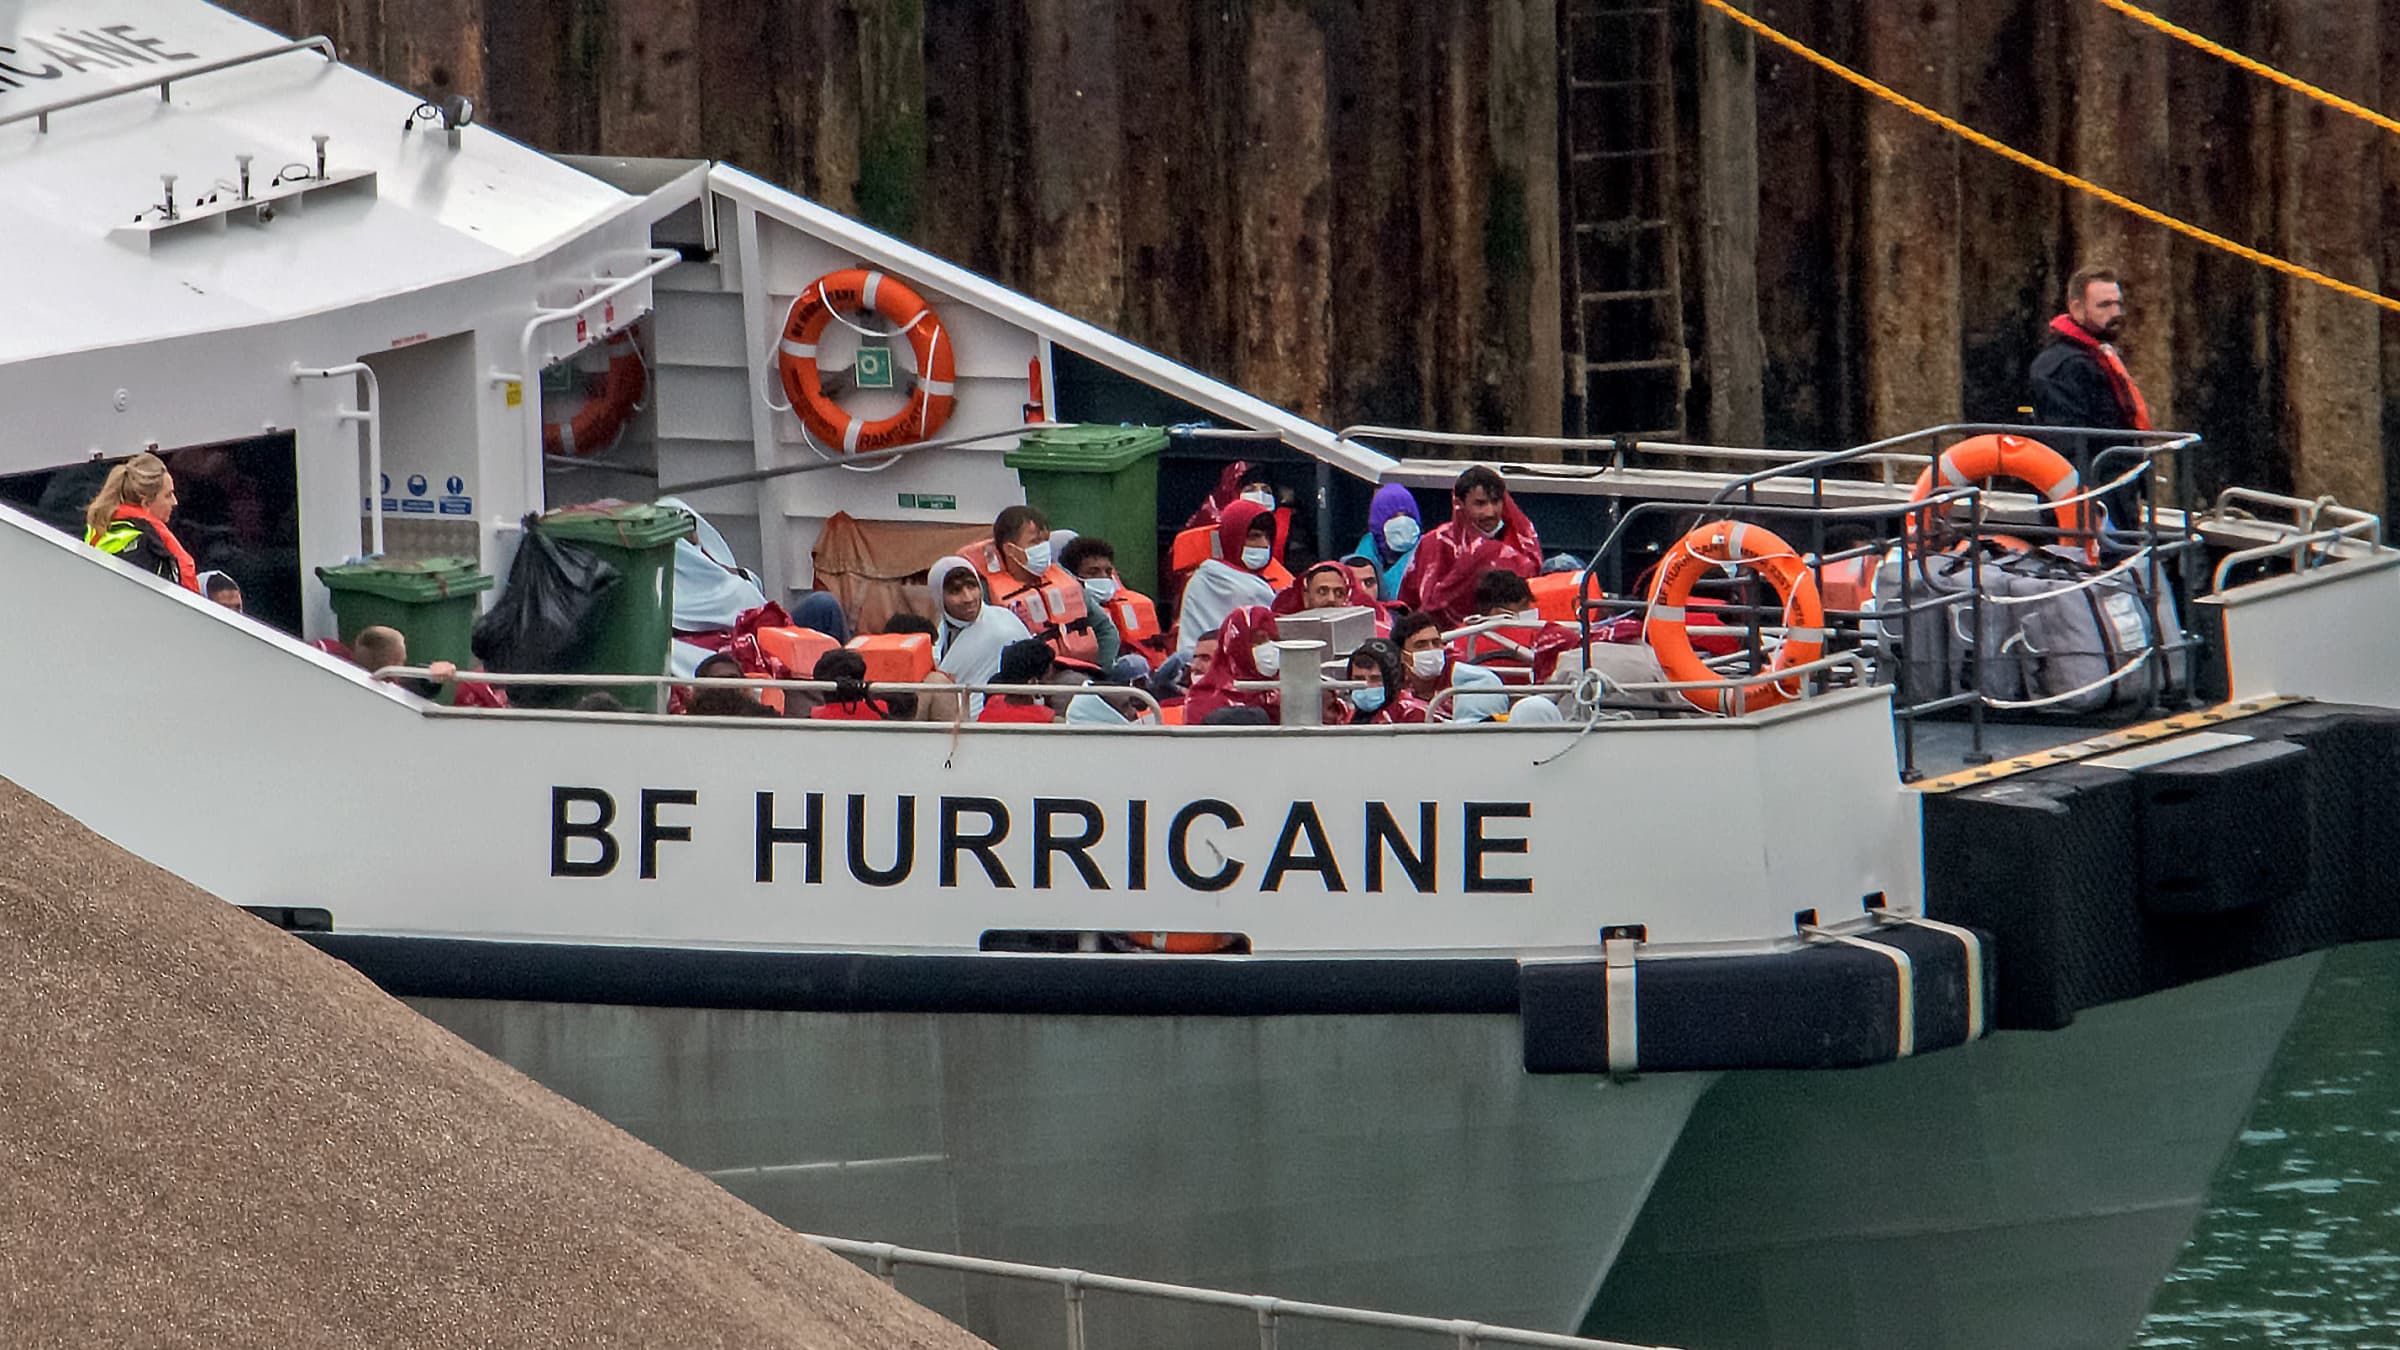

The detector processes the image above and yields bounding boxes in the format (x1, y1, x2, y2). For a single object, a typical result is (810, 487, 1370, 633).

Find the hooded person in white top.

(657, 496, 768, 634)
(928, 554, 1031, 714)
(1173, 498, 1282, 657)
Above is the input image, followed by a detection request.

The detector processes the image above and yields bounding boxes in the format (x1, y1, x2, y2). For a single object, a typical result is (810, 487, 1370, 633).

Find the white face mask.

(1084, 576, 1120, 603)
(1243, 488, 1276, 509)
(1015, 540, 1053, 575)
(1410, 648, 1446, 679)
(1240, 544, 1273, 570)
(1382, 516, 1420, 553)
(1512, 607, 1540, 624)
(1479, 517, 1505, 539)
(1252, 644, 1283, 676)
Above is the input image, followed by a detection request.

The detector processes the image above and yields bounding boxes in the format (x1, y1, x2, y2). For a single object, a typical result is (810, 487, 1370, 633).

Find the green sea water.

(2139, 943, 2400, 1348)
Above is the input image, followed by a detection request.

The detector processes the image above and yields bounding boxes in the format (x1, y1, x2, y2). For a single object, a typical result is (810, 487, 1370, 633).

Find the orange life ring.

(542, 331, 645, 458)
(1907, 433, 2099, 563)
(1123, 932, 1242, 954)
(1645, 520, 1826, 715)
(776, 268, 957, 453)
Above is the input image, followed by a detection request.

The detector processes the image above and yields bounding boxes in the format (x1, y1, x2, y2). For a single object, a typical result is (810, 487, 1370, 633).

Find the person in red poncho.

(1182, 607, 1287, 725)
(1448, 568, 1582, 682)
(82, 451, 198, 592)
(1397, 465, 1542, 626)
(1269, 560, 1388, 633)
(1183, 461, 1277, 531)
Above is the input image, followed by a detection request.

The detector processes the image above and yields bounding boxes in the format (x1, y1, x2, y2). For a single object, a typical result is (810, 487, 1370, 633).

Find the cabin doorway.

(360, 333, 482, 563)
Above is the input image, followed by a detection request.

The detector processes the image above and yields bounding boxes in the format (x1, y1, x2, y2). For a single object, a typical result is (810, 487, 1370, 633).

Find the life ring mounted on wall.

(776, 268, 958, 453)
(541, 329, 646, 458)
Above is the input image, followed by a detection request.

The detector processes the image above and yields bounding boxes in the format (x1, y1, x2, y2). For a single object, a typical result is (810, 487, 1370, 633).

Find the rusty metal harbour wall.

(223, 0, 2400, 508)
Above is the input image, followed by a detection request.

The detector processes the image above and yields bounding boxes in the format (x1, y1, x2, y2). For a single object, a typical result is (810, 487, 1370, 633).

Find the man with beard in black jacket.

(2030, 266, 2152, 528)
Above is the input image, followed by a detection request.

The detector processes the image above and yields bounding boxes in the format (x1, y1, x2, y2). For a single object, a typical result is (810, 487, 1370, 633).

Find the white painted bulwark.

(2208, 552, 2400, 706)
(0, 501, 1920, 953)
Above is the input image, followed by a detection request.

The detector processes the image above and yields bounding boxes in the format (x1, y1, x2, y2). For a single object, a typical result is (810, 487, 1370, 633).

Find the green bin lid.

(532, 500, 696, 550)
(314, 555, 496, 602)
(1004, 424, 1169, 474)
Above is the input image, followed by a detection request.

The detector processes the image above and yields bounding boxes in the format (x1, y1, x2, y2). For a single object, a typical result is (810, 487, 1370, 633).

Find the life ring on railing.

(1122, 932, 1242, 954)
(1907, 433, 2099, 563)
(542, 331, 645, 457)
(776, 267, 957, 453)
(1644, 520, 1826, 715)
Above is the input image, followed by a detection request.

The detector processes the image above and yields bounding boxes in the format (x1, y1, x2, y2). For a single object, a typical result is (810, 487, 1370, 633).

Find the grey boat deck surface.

(1899, 714, 2142, 779)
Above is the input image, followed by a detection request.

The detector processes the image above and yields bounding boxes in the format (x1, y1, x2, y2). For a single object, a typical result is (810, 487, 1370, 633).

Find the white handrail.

(2209, 486, 2383, 544)
(2211, 521, 2382, 591)
(1421, 650, 1872, 718)
(803, 1234, 1676, 1350)
(489, 248, 681, 509)
(0, 36, 338, 133)
(1340, 423, 1930, 472)
(375, 668, 1165, 719)
(293, 363, 383, 555)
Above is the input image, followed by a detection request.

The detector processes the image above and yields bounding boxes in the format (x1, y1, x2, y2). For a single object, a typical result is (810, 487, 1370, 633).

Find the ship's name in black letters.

(0, 25, 200, 93)
(550, 788, 1534, 895)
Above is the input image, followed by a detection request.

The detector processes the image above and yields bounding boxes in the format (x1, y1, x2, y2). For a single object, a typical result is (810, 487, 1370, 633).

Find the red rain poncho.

(1182, 607, 1282, 724)
(1397, 492, 1543, 626)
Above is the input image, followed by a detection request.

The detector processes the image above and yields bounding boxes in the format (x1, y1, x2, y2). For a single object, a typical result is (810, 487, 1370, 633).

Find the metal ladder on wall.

(1560, 1, 1687, 443)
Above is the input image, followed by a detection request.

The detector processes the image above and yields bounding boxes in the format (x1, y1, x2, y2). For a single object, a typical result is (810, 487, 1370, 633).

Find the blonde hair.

(84, 452, 171, 537)
(352, 626, 407, 672)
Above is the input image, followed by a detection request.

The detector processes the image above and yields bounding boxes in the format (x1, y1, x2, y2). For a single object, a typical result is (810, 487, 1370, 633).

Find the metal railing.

(375, 667, 1166, 719)
(1420, 651, 1873, 719)
(1565, 423, 2223, 775)
(293, 363, 384, 555)
(804, 1234, 1676, 1350)
(488, 247, 682, 508)
(1338, 424, 1932, 478)
(2202, 487, 2388, 590)
(0, 36, 339, 133)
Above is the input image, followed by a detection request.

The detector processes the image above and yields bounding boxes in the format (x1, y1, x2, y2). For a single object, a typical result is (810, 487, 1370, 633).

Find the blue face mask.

(1349, 685, 1388, 714)
(1241, 544, 1273, 571)
(1381, 516, 1420, 554)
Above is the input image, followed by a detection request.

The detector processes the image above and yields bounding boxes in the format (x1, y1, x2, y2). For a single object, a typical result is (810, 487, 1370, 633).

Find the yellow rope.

(2093, 0, 2400, 139)
(1693, 0, 2400, 316)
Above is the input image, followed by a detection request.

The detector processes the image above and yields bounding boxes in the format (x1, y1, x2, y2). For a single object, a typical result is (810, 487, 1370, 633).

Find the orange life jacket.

(971, 541, 1101, 665)
(1103, 587, 1169, 666)
(1166, 525, 1293, 592)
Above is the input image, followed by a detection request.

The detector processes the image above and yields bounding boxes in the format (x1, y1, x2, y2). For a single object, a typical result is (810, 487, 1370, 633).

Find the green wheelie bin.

(1004, 425, 1168, 597)
(316, 556, 496, 703)
(529, 500, 693, 712)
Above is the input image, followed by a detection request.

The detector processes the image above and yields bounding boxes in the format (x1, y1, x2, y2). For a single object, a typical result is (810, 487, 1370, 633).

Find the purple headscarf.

(1366, 484, 1422, 566)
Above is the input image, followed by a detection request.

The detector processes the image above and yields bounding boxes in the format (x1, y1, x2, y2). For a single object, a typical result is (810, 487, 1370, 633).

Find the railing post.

(1273, 639, 1326, 726)
(1062, 1275, 1088, 1350)
(1256, 1302, 1280, 1350)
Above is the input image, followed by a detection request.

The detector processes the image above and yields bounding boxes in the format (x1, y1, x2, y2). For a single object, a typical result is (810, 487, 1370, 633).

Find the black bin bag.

(471, 520, 622, 705)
